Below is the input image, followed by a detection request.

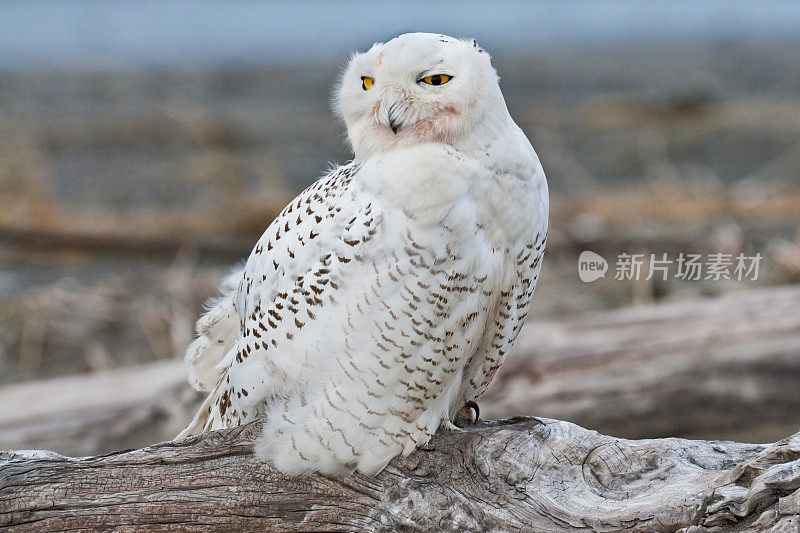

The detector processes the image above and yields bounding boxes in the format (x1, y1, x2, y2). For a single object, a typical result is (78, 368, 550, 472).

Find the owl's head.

(335, 33, 506, 160)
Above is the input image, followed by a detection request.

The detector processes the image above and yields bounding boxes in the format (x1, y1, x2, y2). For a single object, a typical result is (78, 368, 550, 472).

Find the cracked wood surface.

(2, 418, 799, 532)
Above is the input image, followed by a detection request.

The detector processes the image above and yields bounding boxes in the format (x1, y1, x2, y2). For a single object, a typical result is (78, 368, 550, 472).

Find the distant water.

(1, 0, 800, 70)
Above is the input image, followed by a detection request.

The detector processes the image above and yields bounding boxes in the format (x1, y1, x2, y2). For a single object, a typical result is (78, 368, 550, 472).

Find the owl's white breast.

(357, 137, 547, 252)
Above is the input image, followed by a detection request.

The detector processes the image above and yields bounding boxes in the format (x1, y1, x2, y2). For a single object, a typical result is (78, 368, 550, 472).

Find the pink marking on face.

(376, 52, 383, 67)
(412, 106, 459, 142)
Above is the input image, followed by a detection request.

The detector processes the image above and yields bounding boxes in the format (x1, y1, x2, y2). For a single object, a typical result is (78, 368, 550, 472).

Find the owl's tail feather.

(175, 378, 221, 438)
(185, 268, 242, 392)
(176, 268, 242, 440)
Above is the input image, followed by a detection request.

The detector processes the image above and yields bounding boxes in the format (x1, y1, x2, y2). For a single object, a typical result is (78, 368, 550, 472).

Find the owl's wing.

(457, 232, 547, 406)
(178, 162, 370, 437)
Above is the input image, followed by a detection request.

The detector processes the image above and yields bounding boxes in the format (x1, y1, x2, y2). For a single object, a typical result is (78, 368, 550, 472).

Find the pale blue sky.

(1, 0, 800, 69)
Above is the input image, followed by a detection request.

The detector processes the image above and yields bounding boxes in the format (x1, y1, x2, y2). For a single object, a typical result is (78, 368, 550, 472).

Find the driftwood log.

(2, 287, 799, 530)
(2, 418, 800, 532)
(2, 285, 799, 457)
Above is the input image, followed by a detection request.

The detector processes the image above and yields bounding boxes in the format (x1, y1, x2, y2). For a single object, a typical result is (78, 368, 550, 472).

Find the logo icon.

(578, 251, 608, 282)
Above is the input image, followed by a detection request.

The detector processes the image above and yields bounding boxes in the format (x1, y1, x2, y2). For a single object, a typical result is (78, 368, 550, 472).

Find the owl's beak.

(387, 103, 403, 134)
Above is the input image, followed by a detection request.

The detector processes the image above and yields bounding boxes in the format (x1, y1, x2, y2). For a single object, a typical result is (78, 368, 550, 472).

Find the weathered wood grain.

(2, 418, 799, 532)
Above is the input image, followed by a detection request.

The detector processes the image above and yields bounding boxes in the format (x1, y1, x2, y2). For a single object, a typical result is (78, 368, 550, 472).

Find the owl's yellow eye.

(361, 76, 373, 90)
(421, 74, 452, 86)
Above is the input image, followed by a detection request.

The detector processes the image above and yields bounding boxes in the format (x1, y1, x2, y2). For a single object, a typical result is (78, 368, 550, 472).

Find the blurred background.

(1, 0, 799, 455)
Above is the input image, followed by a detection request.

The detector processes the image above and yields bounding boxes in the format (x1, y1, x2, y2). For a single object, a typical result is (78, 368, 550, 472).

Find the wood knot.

(583, 441, 661, 500)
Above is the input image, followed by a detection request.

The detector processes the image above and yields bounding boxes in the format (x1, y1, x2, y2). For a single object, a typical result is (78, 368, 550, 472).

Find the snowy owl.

(177, 32, 548, 476)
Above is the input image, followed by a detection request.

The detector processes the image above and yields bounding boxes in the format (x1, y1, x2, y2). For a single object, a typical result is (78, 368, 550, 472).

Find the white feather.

(185, 268, 241, 392)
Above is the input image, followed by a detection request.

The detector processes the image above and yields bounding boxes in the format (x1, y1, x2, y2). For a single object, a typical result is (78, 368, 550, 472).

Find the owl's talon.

(453, 400, 480, 427)
(466, 400, 479, 422)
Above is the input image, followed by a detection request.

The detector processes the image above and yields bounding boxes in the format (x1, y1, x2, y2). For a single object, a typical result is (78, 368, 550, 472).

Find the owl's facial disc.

(375, 74, 454, 135)
(336, 33, 499, 160)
